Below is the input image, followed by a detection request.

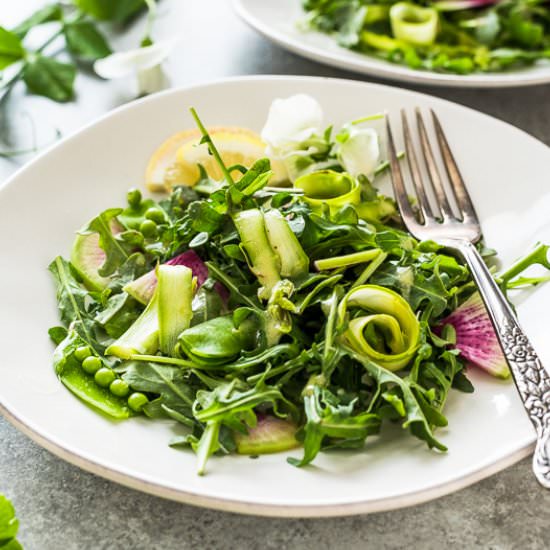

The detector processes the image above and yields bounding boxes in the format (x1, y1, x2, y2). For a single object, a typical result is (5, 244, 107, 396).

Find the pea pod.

(294, 170, 360, 215)
(53, 331, 130, 419)
(338, 284, 420, 371)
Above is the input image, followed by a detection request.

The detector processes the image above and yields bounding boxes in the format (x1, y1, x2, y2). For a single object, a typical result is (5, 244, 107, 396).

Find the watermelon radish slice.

(438, 292, 510, 379)
(70, 219, 123, 291)
(234, 414, 299, 455)
(124, 250, 223, 305)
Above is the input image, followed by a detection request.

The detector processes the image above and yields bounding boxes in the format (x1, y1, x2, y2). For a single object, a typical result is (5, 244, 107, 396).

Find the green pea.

(139, 219, 158, 238)
(128, 392, 149, 412)
(145, 207, 166, 224)
(94, 367, 116, 387)
(81, 356, 102, 375)
(109, 379, 130, 397)
(74, 345, 92, 362)
(127, 188, 142, 208)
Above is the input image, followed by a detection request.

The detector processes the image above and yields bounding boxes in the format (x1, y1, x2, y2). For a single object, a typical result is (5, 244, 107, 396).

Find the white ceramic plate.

(1, 77, 549, 517)
(234, 0, 550, 88)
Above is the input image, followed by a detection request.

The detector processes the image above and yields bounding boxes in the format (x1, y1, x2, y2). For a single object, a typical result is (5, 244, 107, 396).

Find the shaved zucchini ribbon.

(390, 2, 439, 47)
(294, 170, 360, 215)
(338, 285, 420, 371)
(294, 169, 394, 222)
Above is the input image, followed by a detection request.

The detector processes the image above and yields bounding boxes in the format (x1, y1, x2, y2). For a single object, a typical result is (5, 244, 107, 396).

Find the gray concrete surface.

(2, 1, 550, 548)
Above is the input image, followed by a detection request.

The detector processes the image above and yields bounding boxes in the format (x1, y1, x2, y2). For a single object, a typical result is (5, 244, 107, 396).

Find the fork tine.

(415, 108, 456, 221)
(401, 110, 435, 223)
(430, 109, 479, 223)
(385, 115, 419, 231)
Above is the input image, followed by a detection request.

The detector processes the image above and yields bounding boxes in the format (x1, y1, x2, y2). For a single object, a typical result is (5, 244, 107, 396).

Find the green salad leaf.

(63, 20, 111, 61)
(0, 27, 25, 70)
(22, 54, 76, 102)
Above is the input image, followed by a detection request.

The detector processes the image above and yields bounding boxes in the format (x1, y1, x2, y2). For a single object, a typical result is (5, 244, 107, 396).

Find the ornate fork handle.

(444, 239, 550, 488)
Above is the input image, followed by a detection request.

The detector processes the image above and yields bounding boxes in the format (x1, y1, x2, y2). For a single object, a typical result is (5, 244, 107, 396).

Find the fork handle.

(445, 239, 550, 489)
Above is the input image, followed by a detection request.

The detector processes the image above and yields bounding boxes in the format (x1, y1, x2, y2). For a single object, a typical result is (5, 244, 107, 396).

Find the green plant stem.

(323, 289, 339, 362)
(189, 107, 235, 186)
(498, 244, 550, 283)
(374, 151, 405, 176)
(0, 146, 37, 158)
(352, 251, 388, 288)
(315, 248, 381, 271)
(351, 113, 385, 125)
(205, 261, 260, 310)
(143, 0, 157, 42)
(262, 187, 304, 194)
(130, 353, 198, 369)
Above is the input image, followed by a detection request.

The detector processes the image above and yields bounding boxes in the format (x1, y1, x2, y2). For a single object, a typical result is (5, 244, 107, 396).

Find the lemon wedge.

(145, 127, 287, 192)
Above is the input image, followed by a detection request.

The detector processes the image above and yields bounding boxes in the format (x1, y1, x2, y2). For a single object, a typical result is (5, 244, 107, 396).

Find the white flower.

(93, 39, 177, 96)
(337, 126, 380, 178)
(261, 94, 324, 154)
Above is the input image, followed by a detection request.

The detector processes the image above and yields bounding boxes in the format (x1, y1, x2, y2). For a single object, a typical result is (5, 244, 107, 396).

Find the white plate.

(234, 0, 550, 88)
(1, 76, 549, 517)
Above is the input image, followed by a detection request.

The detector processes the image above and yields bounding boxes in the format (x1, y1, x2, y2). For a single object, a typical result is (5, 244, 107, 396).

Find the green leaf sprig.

(0, 0, 151, 103)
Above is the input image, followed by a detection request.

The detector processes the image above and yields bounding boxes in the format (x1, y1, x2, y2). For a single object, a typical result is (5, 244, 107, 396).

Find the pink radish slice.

(234, 414, 299, 455)
(438, 292, 510, 379)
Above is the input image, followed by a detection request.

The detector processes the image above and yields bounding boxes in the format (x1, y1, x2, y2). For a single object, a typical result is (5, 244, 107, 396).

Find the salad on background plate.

(301, 0, 550, 75)
(48, 94, 550, 475)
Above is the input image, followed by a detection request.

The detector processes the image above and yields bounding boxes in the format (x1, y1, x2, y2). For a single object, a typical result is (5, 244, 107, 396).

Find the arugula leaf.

(191, 284, 225, 326)
(234, 158, 273, 197)
(23, 54, 76, 102)
(49, 256, 99, 348)
(300, 212, 376, 258)
(80, 209, 130, 277)
(0, 495, 19, 547)
(193, 378, 293, 426)
(63, 21, 112, 60)
(122, 362, 194, 409)
(289, 384, 381, 467)
(48, 325, 68, 345)
(187, 201, 225, 234)
(347, 348, 447, 451)
(193, 420, 221, 475)
(337, 5, 367, 48)
(12, 4, 62, 38)
(370, 261, 450, 317)
(0, 27, 25, 70)
(95, 292, 141, 338)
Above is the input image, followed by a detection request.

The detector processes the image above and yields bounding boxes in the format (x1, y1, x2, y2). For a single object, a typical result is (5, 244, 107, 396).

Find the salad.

(300, 1, 550, 74)
(49, 95, 550, 475)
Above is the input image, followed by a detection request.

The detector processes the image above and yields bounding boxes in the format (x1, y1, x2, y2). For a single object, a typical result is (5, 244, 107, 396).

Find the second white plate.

(234, 0, 550, 88)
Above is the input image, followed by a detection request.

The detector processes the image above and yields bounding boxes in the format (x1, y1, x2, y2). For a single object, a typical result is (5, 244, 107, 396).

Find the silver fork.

(386, 108, 550, 489)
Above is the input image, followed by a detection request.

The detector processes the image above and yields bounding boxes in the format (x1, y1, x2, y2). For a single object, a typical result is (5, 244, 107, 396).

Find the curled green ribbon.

(390, 2, 439, 46)
(294, 170, 360, 215)
(338, 284, 420, 371)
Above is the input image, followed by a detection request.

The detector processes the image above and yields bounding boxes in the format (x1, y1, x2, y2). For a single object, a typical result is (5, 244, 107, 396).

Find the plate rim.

(0, 75, 545, 517)
(0, 401, 535, 517)
(233, 0, 550, 89)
